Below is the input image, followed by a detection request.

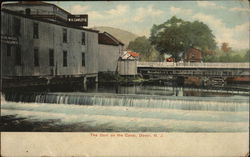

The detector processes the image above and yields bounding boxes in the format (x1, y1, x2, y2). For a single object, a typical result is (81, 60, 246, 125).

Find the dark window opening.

(15, 46, 21, 66)
(33, 23, 39, 39)
(49, 49, 54, 66)
(63, 29, 67, 43)
(25, 8, 31, 15)
(63, 51, 67, 67)
(34, 48, 39, 66)
(191, 53, 195, 59)
(13, 17, 21, 36)
(82, 32, 85, 45)
(7, 44, 11, 56)
(82, 52, 85, 66)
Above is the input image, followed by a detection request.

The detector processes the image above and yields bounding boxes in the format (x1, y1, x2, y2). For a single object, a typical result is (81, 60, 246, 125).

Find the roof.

(1, 9, 99, 33)
(188, 47, 202, 52)
(128, 51, 139, 57)
(120, 51, 139, 60)
(98, 32, 124, 46)
(103, 32, 124, 46)
(2, 1, 71, 16)
(9, 1, 49, 5)
(184, 47, 202, 62)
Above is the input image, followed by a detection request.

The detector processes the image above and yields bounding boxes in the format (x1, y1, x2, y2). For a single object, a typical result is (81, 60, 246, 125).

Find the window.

(82, 32, 85, 45)
(82, 52, 85, 66)
(25, 8, 31, 15)
(63, 29, 67, 43)
(34, 48, 39, 66)
(33, 23, 39, 39)
(49, 49, 54, 66)
(191, 53, 195, 59)
(63, 51, 67, 67)
(7, 44, 11, 56)
(15, 46, 21, 66)
(13, 17, 21, 36)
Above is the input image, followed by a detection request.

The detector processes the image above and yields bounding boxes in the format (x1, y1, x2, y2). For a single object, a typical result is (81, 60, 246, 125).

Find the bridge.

(137, 62, 249, 79)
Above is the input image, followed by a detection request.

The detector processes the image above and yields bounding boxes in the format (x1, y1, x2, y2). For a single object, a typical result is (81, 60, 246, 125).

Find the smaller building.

(120, 51, 140, 60)
(117, 51, 139, 76)
(184, 47, 202, 62)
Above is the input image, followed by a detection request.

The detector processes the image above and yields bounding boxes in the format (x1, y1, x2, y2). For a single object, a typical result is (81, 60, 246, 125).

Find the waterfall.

(3, 92, 249, 112)
(1, 93, 6, 103)
(1, 92, 249, 132)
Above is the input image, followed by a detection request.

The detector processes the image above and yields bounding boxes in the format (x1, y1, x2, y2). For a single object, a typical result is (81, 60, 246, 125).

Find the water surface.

(1, 83, 249, 132)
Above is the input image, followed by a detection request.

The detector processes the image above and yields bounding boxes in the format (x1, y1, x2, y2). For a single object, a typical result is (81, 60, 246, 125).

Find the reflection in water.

(4, 83, 249, 97)
(92, 83, 250, 97)
(1, 83, 249, 132)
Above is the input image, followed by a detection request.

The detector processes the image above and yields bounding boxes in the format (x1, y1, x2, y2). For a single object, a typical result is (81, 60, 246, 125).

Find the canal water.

(1, 83, 249, 132)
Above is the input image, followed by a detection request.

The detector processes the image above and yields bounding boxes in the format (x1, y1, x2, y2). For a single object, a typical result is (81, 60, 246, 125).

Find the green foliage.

(128, 36, 152, 57)
(128, 36, 161, 61)
(150, 48, 164, 62)
(203, 55, 219, 62)
(98, 72, 144, 83)
(244, 49, 250, 62)
(149, 16, 216, 60)
(203, 49, 250, 62)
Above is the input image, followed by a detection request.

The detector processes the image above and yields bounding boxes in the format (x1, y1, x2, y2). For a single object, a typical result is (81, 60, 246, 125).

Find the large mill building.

(1, 1, 124, 87)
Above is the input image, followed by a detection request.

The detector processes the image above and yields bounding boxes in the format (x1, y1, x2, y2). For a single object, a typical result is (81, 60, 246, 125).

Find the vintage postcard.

(1, 0, 249, 156)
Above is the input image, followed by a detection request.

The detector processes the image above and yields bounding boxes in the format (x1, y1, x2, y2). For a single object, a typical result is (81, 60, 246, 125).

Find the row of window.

(6, 45, 86, 67)
(13, 17, 86, 44)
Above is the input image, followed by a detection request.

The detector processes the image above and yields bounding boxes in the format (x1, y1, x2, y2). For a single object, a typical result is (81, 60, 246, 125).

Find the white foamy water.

(1, 93, 249, 132)
(4, 92, 249, 112)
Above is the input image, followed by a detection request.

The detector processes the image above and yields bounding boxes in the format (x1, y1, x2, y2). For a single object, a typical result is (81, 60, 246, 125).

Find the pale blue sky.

(52, 1, 249, 49)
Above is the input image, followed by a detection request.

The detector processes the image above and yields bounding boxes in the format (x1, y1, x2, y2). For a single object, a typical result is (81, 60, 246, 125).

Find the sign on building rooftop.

(67, 14, 88, 27)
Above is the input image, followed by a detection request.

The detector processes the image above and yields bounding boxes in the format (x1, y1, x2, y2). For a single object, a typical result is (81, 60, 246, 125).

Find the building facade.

(1, 6, 98, 85)
(117, 51, 139, 76)
(184, 47, 202, 62)
(117, 60, 138, 76)
(98, 32, 124, 72)
(2, 1, 74, 23)
(1, 2, 132, 87)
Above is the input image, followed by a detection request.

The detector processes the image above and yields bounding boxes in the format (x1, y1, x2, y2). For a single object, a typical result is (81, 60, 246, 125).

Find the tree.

(128, 36, 153, 60)
(244, 49, 250, 62)
(149, 16, 216, 61)
(221, 42, 232, 53)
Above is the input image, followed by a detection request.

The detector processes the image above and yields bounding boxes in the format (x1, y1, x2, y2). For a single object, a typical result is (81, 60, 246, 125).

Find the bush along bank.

(98, 72, 145, 84)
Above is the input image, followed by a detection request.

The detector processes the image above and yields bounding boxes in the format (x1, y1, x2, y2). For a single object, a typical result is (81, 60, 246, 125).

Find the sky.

(54, 1, 249, 50)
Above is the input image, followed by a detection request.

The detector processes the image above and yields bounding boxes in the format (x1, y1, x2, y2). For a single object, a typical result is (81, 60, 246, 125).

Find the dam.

(1, 84, 249, 132)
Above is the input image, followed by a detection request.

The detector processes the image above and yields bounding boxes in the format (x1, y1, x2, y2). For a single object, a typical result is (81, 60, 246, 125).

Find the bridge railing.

(137, 62, 249, 69)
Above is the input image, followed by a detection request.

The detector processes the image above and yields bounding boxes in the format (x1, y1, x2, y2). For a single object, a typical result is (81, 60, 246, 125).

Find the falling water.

(3, 92, 249, 112)
(1, 88, 249, 132)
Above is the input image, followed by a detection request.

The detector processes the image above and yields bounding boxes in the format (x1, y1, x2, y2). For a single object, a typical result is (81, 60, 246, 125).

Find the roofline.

(189, 47, 202, 52)
(1, 9, 99, 33)
(98, 32, 122, 46)
(99, 43, 119, 46)
(128, 51, 139, 57)
(2, 1, 72, 16)
(121, 51, 137, 59)
(103, 32, 124, 46)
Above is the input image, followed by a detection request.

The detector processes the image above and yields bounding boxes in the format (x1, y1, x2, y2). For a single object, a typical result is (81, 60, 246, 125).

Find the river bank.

(0, 115, 119, 132)
(98, 72, 145, 85)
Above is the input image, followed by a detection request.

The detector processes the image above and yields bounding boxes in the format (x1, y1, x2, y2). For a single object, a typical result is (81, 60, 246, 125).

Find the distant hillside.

(92, 26, 138, 47)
